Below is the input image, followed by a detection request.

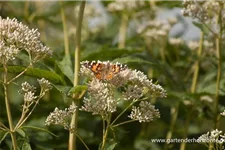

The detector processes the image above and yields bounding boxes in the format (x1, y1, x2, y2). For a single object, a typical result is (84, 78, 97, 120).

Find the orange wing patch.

(83, 61, 127, 81)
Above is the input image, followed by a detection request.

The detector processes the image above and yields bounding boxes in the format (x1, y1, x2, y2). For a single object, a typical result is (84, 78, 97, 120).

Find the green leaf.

(22, 142, 32, 150)
(17, 138, 32, 150)
(99, 140, 117, 150)
(112, 56, 154, 65)
(82, 47, 143, 61)
(52, 84, 72, 95)
(0, 130, 9, 143)
(16, 128, 26, 138)
(106, 142, 117, 150)
(0, 66, 66, 85)
(58, 55, 74, 83)
(21, 126, 58, 137)
(67, 85, 88, 99)
(193, 21, 209, 35)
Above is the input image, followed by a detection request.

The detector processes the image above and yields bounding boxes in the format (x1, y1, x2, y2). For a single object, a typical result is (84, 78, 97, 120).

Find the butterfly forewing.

(83, 61, 127, 80)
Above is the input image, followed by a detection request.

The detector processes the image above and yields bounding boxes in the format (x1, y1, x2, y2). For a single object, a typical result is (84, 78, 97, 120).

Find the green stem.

(3, 64, 17, 150)
(75, 133, 90, 150)
(0, 122, 8, 130)
(23, 1, 29, 19)
(112, 120, 136, 128)
(180, 32, 204, 150)
(14, 92, 45, 130)
(191, 32, 204, 93)
(101, 114, 112, 150)
(160, 46, 166, 62)
(180, 109, 192, 150)
(7, 63, 32, 84)
(163, 103, 179, 150)
(208, 143, 214, 150)
(118, 13, 128, 49)
(68, 1, 86, 150)
(214, 5, 222, 129)
(110, 100, 135, 126)
(60, 1, 70, 57)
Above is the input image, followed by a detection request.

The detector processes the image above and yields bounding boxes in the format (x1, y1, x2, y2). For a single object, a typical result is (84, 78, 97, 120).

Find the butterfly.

(82, 61, 127, 80)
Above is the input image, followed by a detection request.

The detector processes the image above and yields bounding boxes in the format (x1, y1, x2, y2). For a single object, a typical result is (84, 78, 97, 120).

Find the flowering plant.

(0, 17, 52, 150)
(46, 60, 166, 149)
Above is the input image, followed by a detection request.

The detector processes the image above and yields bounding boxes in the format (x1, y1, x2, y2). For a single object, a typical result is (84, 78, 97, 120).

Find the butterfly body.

(82, 61, 127, 80)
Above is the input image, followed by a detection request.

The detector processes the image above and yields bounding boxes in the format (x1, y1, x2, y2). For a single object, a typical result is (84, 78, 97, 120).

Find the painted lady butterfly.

(82, 61, 127, 80)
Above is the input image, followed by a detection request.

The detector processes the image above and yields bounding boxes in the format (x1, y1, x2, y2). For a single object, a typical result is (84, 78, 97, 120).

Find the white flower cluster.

(197, 129, 225, 149)
(187, 40, 214, 51)
(21, 82, 36, 93)
(137, 19, 176, 42)
(80, 60, 166, 122)
(128, 101, 160, 123)
(20, 82, 37, 103)
(169, 38, 184, 46)
(45, 104, 77, 130)
(182, 0, 225, 23)
(0, 41, 19, 63)
(121, 69, 167, 100)
(107, 0, 145, 13)
(220, 110, 225, 116)
(24, 91, 37, 102)
(38, 78, 52, 94)
(0, 17, 52, 64)
(80, 79, 117, 116)
(19, 78, 51, 103)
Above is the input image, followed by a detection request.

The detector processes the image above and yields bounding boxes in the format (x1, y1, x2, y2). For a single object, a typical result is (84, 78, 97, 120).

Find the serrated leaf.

(0, 66, 66, 85)
(21, 126, 58, 137)
(58, 55, 74, 83)
(0, 130, 9, 143)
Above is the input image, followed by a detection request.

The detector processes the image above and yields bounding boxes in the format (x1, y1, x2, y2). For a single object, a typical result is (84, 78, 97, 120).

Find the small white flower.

(128, 101, 160, 122)
(20, 82, 36, 94)
(220, 110, 225, 116)
(169, 38, 183, 45)
(107, 0, 145, 13)
(45, 104, 77, 130)
(38, 78, 52, 93)
(24, 91, 37, 102)
(181, 0, 224, 23)
(0, 17, 52, 64)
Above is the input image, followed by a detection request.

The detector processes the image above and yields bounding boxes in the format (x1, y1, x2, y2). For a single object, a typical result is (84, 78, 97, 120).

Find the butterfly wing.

(90, 63, 105, 80)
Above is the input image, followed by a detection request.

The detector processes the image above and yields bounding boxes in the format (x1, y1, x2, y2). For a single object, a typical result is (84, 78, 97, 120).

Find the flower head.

(80, 79, 117, 116)
(107, 0, 145, 13)
(137, 19, 175, 44)
(45, 104, 77, 131)
(0, 17, 52, 64)
(24, 91, 37, 102)
(182, 0, 225, 23)
(20, 82, 36, 94)
(38, 78, 52, 94)
(128, 101, 160, 122)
